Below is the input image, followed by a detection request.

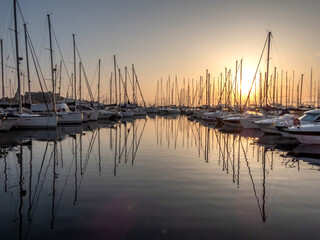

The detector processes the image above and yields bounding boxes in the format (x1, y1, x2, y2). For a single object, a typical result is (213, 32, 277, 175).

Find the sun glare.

(239, 67, 257, 96)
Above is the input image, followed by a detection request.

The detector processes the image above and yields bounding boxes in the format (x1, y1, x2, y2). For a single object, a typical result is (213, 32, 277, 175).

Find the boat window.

(299, 114, 319, 122)
(314, 116, 320, 122)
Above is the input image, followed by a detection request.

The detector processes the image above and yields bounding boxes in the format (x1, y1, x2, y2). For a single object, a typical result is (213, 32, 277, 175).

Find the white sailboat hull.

(57, 112, 83, 124)
(83, 110, 99, 121)
(167, 109, 180, 114)
(133, 109, 147, 116)
(98, 110, 116, 119)
(222, 117, 242, 128)
(15, 115, 57, 128)
(120, 111, 134, 118)
(202, 112, 218, 121)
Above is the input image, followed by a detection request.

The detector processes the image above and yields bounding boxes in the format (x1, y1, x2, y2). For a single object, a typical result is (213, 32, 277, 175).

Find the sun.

(239, 67, 257, 97)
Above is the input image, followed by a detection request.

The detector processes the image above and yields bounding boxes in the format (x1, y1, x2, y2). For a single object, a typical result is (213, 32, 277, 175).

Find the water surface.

(0, 116, 319, 240)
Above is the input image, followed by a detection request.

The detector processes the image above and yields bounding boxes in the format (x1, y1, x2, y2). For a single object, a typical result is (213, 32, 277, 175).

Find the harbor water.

(1, 115, 320, 240)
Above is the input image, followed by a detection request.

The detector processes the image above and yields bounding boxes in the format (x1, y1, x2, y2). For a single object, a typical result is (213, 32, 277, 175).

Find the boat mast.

(310, 67, 313, 106)
(273, 67, 276, 106)
(300, 74, 304, 106)
(58, 60, 62, 102)
(133, 66, 146, 108)
(234, 62, 238, 109)
(168, 76, 170, 106)
(132, 64, 135, 104)
(109, 72, 112, 104)
(297, 82, 299, 107)
(113, 55, 117, 105)
(259, 71, 262, 107)
(125, 66, 127, 103)
(173, 77, 175, 106)
(1, 39, 4, 101)
(13, 0, 22, 113)
(285, 72, 288, 109)
(118, 68, 121, 104)
(265, 31, 271, 109)
(48, 15, 56, 112)
(160, 77, 163, 106)
(318, 82, 320, 109)
(205, 69, 208, 109)
(280, 70, 283, 106)
(240, 59, 242, 111)
(98, 59, 101, 104)
(176, 76, 179, 106)
(208, 74, 211, 108)
(291, 71, 294, 106)
(79, 61, 82, 109)
(73, 34, 77, 106)
(23, 24, 31, 106)
(212, 77, 215, 107)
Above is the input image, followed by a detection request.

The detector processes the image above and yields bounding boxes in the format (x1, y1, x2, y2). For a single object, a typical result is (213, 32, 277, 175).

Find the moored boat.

(255, 114, 296, 134)
(276, 110, 320, 138)
(286, 123, 320, 144)
(15, 113, 57, 129)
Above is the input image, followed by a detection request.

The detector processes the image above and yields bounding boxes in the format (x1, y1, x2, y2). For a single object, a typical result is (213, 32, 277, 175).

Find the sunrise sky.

(1, 0, 320, 104)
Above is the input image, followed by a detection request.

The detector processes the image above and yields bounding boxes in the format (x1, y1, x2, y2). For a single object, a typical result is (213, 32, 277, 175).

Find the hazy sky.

(1, 0, 319, 103)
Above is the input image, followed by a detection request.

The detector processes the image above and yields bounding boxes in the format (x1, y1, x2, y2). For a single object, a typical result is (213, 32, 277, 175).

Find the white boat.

(82, 110, 99, 121)
(133, 108, 147, 116)
(192, 109, 206, 119)
(80, 105, 99, 121)
(120, 110, 134, 118)
(240, 111, 265, 129)
(147, 106, 160, 114)
(167, 108, 180, 115)
(203, 111, 225, 122)
(32, 103, 83, 124)
(57, 112, 83, 124)
(202, 112, 217, 121)
(286, 123, 320, 144)
(222, 115, 242, 128)
(152, 108, 160, 114)
(255, 114, 295, 134)
(276, 120, 296, 138)
(98, 109, 116, 119)
(159, 108, 168, 115)
(15, 113, 57, 129)
(276, 109, 320, 138)
(56, 103, 83, 124)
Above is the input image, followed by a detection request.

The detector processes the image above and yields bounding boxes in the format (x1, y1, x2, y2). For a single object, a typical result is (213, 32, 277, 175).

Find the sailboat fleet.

(1, 1, 320, 144)
(0, 0, 148, 132)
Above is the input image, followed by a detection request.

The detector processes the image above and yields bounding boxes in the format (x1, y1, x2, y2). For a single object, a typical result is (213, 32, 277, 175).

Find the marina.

(1, 0, 320, 239)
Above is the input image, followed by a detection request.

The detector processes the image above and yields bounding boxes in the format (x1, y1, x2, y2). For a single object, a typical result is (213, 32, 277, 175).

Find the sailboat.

(0, 39, 19, 131)
(12, 4, 57, 129)
(54, 34, 83, 124)
(56, 102, 83, 124)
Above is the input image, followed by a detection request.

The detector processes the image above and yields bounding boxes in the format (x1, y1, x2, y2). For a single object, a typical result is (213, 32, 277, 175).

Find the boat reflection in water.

(1, 116, 320, 239)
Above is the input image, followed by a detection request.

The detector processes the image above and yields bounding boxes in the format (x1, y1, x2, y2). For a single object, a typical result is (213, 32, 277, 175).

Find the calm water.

(1, 116, 320, 240)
